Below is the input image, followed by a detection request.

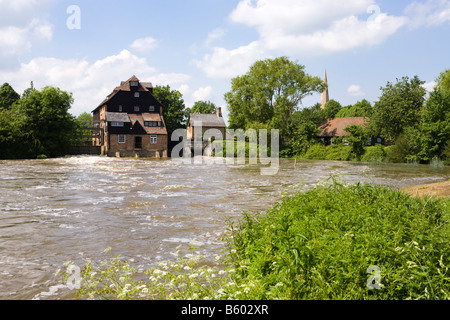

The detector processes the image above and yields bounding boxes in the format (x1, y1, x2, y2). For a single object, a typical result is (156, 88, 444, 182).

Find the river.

(0, 156, 449, 299)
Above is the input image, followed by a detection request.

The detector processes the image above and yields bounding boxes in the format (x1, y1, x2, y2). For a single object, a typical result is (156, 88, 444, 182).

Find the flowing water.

(0, 156, 449, 299)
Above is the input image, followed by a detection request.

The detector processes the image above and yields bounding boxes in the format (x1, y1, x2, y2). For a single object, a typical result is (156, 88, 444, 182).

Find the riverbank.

(402, 180, 450, 198)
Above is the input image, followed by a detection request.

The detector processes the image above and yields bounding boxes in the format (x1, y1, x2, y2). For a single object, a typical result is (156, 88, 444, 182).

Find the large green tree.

(224, 57, 324, 139)
(369, 76, 426, 142)
(14, 86, 77, 158)
(436, 69, 450, 93)
(188, 100, 217, 114)
(0, 83, 20, 110)
(153, 85, 186, 134)
(336, 99, 373, 118)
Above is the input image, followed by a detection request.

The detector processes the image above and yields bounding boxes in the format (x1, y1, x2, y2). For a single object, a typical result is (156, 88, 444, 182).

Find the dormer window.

(130, 81, 139, 87)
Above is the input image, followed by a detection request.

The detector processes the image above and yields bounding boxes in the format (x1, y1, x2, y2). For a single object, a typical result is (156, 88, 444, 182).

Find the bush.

(324, 144, 353, 161)
(361, 145, 386, 163)
(226, 177, 450, 299)
(303, 144, 327, 160)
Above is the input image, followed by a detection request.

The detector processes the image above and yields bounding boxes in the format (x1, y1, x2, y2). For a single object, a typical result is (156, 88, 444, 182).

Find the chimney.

(216, 107, 222, 117)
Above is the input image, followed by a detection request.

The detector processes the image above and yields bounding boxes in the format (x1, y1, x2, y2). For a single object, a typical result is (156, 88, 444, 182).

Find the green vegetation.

(152, 85, 186, 134)
(225, 56, 324, 140)
(0, 83, 79, 159)
(226, 177, 450, 299)
(61, 178, 449, 300)
(185, 100, 217, 117)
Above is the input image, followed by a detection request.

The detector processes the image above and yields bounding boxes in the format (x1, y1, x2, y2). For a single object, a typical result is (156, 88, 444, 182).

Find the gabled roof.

(189, 113, 226, 128)
(318, 117, 368, 137)
(93, 75, 152, 111)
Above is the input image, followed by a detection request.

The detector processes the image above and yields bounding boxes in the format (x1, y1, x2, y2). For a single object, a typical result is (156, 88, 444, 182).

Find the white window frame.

(111, 122, 124, 127)
(149, 105, 155, 112)
(134, 92, 140, 98)
(150, 135, 157, 144)
(130, 81, 138, 87)
(118, 135, 126, 144)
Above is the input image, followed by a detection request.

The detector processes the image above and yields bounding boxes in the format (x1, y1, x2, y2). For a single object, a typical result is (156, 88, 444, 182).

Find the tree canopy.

(369, 76, 426, 143)
(0, 84, 78, 159)
(224, 57, 324, 139)
(152, 85, 186, 134)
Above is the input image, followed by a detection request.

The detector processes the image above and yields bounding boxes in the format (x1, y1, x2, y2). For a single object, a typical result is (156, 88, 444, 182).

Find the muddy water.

(0, 156, 448, 299)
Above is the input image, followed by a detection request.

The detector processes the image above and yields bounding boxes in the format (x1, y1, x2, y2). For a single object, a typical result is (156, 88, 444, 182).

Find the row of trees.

(224, 56, 450, 164)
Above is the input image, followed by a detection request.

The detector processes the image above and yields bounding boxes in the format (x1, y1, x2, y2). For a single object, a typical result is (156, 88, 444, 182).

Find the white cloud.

(205, 28, 226, 47)
(347, 85, 365, 97)
(422, 81, 437, 92)
(194, 0, 407, 78)
(0, 50, 191, 115)
(192, 41, 269, 79)
(193, 86, 213, 101)
(404, 0, 450, 29)
(0, 1, 54, 66)
(130, 37, 158, 54)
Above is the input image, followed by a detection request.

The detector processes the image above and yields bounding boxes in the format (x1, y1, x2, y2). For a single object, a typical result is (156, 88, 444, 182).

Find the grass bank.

(61, 177, 450, 300)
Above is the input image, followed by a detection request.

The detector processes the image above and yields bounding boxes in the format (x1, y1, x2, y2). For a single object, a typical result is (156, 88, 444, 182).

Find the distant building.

(92, 75, 168, 157)
(187, 107, 227, 141)
(318, 117, 368, 145)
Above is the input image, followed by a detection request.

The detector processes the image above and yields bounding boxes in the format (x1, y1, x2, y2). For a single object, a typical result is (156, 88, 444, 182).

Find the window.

(134, 92, 140, 98)
(134, 106, 140, 112)
(144, 121, 161, 127)
(111, 122, 124, 127)
(130, 81, 138, 87)
(118, 135, 126, 144)
(151, 135, 157, 144)
(118, 105, 123, 112)
(149, 106, 155, 112)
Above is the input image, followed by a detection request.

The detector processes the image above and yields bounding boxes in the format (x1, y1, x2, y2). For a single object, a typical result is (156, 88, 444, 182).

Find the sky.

(0, 0, 449, 123)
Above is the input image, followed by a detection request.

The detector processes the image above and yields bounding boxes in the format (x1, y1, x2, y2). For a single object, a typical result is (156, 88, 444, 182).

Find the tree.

(14, 86, 77, 158)
(336, 99, 373, 118)
(370, 76, 426, 143)
(0, 83, 20, 110)
(189, 101, 217, 114)
(406, 88, 450, 162)
(322, 99, 342, 119)
(284, 103, 325, 156)
(224, 57, 324, 139)
(436, 69, 450, 93)
(152, 85, 186, 134)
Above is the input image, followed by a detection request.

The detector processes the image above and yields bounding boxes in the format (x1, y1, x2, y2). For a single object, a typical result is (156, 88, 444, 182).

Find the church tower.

(320, 70, 329, 109)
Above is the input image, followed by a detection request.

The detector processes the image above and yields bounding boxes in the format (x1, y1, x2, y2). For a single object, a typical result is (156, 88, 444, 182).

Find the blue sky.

(0, 0, 449, 123)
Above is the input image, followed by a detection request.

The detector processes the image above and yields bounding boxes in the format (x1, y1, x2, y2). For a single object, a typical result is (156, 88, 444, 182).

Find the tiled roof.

(93, 75, 151, 111)
(128, 113, 168, 135)
(189, 113, 226, 128)
(105, 112, 131, 123)
(317, 117, 368, 137)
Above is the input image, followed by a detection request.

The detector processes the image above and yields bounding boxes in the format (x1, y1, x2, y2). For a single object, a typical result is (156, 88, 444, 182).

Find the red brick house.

(92, 75, 168, 157)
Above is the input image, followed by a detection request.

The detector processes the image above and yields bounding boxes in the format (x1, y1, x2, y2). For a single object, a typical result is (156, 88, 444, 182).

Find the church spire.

(320, 69, 329, 109)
